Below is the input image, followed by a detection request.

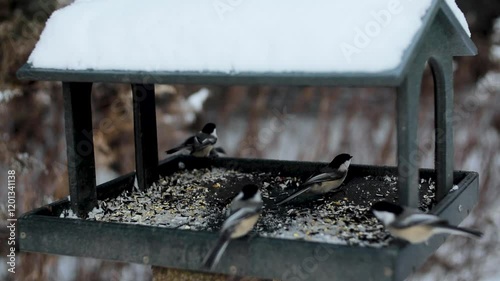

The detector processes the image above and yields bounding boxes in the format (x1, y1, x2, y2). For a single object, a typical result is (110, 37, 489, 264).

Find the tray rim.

(18, 157, 479, 281)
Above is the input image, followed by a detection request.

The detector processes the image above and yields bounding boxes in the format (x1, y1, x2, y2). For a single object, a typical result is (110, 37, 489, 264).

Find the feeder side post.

(63, 82, 97, 217)
(396, 67, 424, 208)
(430, 55, 454, 201)
(131, 83, 159, 191)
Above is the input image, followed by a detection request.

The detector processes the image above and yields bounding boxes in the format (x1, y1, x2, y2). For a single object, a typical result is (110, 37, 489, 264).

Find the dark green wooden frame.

(16, 0, 478, 280)
(19, 157, 479, 281)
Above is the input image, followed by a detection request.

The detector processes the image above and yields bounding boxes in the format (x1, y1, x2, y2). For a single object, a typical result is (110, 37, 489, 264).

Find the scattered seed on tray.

(59, 167, 439, 247)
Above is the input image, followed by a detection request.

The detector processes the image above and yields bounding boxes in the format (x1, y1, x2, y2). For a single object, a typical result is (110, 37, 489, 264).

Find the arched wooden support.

(397, 54, 455, 207)
(429, 56, 454, 201)
(63, 82, 97, 217)
(131, 84, 159, 190)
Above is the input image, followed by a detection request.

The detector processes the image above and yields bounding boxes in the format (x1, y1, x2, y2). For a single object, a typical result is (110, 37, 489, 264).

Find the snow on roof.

(445, 0, 471, 36)
(28, 0, 469, 73)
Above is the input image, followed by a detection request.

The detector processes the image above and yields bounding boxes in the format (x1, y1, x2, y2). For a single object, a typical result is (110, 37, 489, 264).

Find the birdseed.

(60, 167, 439, 247)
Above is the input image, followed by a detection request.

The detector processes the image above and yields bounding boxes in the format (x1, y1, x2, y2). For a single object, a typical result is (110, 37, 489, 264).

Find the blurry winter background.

(0, 0, 499, 280)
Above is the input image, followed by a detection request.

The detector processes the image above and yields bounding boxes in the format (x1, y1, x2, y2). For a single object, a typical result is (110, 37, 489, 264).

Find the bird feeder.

(17, 0, 479, 280)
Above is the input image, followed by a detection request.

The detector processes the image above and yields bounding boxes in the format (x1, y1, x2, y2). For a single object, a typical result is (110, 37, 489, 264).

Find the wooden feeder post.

(62, 82, 161, 216)
(62, 82, 97, 217)
(16, 1, 480, 280)
(131, 83, 159, 191)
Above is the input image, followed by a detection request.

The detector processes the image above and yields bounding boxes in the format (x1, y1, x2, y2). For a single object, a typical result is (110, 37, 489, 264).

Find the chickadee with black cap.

(371, 201, 483, 243)
(202, 184, 263, 270)
(275, 153, 352, 206)
(165, 123, 217, 157)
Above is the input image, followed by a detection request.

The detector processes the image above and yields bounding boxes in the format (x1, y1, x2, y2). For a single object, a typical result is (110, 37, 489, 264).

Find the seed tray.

(19, 156, 479, 281)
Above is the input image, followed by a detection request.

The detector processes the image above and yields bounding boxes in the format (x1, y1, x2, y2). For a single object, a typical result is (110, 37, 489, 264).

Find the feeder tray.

(20, 156, 478, 281)
(16, 0, 479, 280)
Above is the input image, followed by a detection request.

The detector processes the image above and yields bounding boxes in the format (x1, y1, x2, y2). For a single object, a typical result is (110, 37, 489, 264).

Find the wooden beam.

(396, 66, 425, 208)
(62, 82, 97, 218)
(430, 56, 454, 201)
(131, 84, 159, 190)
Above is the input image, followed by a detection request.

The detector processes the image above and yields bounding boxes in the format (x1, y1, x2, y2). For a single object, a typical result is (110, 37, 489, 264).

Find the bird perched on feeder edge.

(275, 153, 353, 206)
(371, 201, 483, 243)
(165, 122, 217, 157)
(202, 184, 263, 270)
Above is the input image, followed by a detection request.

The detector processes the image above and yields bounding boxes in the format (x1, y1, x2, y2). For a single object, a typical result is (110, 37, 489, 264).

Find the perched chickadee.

(165, 123, 217, 157)
(202, 184, 263, 270)
(275, 153, 352, 206)
(371, 201, 483, 244)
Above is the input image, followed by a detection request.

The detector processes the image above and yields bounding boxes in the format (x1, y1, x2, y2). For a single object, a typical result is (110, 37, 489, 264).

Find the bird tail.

(202, 234, 230, 270)
(433, 224, 483, 239)
(275, 187, 310, 206)
(165, 145, 185, 154)
(214, 147, 226, 155)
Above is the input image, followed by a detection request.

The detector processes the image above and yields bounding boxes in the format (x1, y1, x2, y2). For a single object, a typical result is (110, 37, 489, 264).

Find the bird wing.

(165, 136, 196, 154)
(393, 213, 444, 228)
(221, 207, 261, 233)
(302, 170, 345, 186)
(275, 168, 345, 206)
(183, 136, 196, 146)
(303, 163, 345, 183)
(194, 133, 217, 148)
(228, 199, 263, 217)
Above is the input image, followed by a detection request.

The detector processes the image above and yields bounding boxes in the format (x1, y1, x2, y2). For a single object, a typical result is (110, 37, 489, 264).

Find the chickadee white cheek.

(373, 210, 396, 225)
(212, 129, 218, 138)
(234, 192, 243, 201)
(339, 160, 351, 172)
(252, 192, 262, 203)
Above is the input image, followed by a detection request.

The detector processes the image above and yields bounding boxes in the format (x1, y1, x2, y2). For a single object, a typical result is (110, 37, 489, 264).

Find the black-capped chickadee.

(371, 201, 483, 243)
(166, 123, 217, 157)
(275, 153, 352, 206)
(202, 184, 263, 270)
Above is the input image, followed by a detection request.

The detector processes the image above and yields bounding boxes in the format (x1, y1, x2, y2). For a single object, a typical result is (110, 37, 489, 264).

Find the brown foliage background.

(0, 1, 499, 280)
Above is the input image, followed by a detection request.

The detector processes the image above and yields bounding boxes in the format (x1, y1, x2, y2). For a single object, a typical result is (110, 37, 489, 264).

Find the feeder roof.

(18, 0, 476, 86)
